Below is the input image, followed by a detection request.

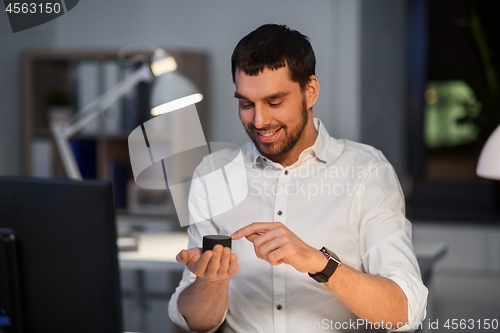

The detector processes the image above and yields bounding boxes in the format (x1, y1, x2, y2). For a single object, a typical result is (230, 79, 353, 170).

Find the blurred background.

(1, 0, 499, 332)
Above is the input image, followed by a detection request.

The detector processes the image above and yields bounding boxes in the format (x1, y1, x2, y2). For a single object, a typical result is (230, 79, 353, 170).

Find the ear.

(305, 75, 320, 110)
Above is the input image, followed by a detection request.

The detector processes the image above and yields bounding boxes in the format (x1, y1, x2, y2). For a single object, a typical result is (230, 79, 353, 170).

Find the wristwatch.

(308, 247, 341, 283)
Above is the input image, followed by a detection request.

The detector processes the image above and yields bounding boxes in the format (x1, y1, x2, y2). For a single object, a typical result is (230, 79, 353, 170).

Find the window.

(408, 0, 500, 221)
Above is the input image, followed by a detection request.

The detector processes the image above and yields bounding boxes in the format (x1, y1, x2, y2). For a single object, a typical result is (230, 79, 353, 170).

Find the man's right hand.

(176, 244, 239, 281)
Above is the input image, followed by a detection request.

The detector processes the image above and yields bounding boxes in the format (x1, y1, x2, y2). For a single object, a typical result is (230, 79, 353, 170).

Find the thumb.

(176, 247, 202, 265)
(176, 249, 190, 265)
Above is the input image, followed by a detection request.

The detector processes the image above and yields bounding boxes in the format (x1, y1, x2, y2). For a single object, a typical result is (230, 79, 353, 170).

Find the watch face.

(310, 247, 341, 283)
(320, 248, 332, 260)
(321, 247, 341, 263)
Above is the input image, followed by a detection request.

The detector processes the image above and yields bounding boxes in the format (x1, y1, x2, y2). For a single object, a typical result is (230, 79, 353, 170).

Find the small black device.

(202, 235, 232, 253)
(308, 247, 341, 283)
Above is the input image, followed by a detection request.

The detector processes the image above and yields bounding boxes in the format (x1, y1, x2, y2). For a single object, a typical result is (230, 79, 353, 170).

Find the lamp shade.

(150, 70, 203, 116)
(476, 124, 500, 180)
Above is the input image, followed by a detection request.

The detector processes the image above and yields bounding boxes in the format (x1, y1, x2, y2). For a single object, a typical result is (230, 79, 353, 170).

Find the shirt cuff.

(383, 270, 428, 332)
(204, 311, 228, 333)
(168, 275, 229, 332)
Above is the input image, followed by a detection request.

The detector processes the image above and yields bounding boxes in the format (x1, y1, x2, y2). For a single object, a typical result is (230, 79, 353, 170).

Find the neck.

(270, 117, 318, 167)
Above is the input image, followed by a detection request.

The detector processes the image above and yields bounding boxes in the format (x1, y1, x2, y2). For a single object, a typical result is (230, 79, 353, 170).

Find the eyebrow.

(234, 91, 289, 101)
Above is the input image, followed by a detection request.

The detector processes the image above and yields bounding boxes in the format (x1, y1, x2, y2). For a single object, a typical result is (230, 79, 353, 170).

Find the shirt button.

(277, 210, 282, 216)
(284, 170, 288, 175)
(277, 304, 282, 310)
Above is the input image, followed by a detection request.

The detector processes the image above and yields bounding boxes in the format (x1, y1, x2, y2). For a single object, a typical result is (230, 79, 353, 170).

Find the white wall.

(52, 0, 350, 146)
(360, 0, 408, 176)
(0, 0, 365, 175)
(333, 0, 362, 142)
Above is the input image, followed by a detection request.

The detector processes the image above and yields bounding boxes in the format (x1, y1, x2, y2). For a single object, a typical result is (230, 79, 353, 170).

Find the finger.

(246, 222, 286, 243)
(227, 253, 239, 276)
(185, 247, 203, 264)
(205, 244, 223, 278)
(267, 246, 287, 266)
(232, 222, 274, 240)
(245, 233, 262, 243)
(252, 227, 286, 249)
(232, 222, 280, 240)
(191, 250, 213, 276)
(258, 236, 286, 263)
(218, 247, 232, 277)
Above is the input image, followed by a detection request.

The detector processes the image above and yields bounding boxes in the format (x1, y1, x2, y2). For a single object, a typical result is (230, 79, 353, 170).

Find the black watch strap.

(308, 247, 341, 283)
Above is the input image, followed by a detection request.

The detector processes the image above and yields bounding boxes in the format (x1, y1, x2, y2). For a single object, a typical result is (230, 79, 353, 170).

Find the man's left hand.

(231, 222, 327, 273)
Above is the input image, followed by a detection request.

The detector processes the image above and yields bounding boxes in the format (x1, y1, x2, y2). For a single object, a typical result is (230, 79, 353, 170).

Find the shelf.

(23, 48, 207, 214)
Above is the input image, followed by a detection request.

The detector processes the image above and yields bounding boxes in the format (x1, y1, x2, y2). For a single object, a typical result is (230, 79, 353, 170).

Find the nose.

(253, 104, 271, 130)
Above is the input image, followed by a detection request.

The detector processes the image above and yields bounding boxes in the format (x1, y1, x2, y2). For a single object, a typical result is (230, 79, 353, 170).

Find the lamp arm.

(65, 63, 153, 137)
(50, 62, 153, 180)
(51, 122, 83, 180)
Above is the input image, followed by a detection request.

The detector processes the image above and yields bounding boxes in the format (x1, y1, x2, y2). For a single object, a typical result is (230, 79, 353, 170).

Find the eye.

(269, 101, 283, 108)
(239, 102, 254, 109)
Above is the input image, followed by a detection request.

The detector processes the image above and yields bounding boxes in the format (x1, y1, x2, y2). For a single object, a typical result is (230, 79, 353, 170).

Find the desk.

(120, 232, 447, 278)
(119, 233, 447, 332)
(119, 233, 188, 333)
(413, 240, 448, 333)
(120, 233, 188, 271)
(414, 240, 448, 286)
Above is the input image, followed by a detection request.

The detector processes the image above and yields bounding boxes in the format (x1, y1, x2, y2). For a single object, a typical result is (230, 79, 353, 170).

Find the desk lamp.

(51, 49, 203, 180)
(476, 124, 500, 180)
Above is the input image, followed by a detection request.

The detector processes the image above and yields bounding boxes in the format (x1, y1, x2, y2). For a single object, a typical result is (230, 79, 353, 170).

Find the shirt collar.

(251, 118, 330, 168)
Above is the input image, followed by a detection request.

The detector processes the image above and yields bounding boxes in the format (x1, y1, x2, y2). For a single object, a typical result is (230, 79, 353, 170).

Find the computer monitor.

(0, 228, 22, 333)
(0, 177, 123, 333)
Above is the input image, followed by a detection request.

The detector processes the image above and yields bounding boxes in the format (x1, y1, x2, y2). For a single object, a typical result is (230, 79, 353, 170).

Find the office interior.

(1, 0, 499, 332)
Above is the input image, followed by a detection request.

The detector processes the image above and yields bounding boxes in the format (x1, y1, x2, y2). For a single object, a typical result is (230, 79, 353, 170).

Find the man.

(169, 24, 427, 332)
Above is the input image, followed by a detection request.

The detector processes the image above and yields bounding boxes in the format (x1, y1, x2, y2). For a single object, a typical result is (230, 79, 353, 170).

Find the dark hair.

(231, 24, 316, 90)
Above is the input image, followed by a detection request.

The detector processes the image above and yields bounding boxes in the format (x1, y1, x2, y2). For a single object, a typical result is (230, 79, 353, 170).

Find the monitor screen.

(0, 228, 21, 333)
(0, 177, 123, 333)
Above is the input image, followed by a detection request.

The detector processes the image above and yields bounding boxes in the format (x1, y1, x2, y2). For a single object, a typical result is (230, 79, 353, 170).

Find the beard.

(243, 97, 309, 159)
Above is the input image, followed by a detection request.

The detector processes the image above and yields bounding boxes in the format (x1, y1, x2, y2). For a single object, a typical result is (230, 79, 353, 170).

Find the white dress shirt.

(168, 118, 428, 333)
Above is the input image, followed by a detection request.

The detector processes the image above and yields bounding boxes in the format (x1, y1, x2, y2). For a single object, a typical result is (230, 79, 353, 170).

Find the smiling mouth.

(260, 130, 277, 137)
(256, 128, 282, 142)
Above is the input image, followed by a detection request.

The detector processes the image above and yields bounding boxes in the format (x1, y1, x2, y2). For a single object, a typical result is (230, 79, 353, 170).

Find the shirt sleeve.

(357, 153, 428, 332)
(168, 168, 229, 332)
